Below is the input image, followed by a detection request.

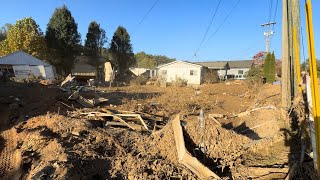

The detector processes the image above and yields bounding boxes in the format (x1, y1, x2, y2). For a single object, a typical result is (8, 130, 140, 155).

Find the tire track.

(0, 129, 21, 180)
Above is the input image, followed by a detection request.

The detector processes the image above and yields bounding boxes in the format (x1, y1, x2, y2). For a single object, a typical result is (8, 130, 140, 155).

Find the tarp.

(0, 51, 50, 66)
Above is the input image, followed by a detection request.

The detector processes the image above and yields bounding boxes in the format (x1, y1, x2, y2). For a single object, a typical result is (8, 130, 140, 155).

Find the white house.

(157, 61, 204, 85)
(0, 51, 55, 80)
(196, 61, 230, 80)
(196, 60, 253, 80)
(228, 60, 253, 79)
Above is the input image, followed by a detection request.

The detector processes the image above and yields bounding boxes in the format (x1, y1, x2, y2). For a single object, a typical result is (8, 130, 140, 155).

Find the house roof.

(195, 61, 228, 69)
(196, 60, 253, 69)
(228, 60, 253, 68)
(0, 51, 50, 66)
(157, 60, 203, 68)
(72, 58, 97, 77)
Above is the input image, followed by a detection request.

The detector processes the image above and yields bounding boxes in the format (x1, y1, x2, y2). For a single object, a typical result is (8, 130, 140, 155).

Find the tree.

(263, 52, 276, 83)
(84, 21, 107, 57)
(0, 18, 46, 59)
(109, 26, 135, 76)
(0, 23, 12, 42)
(84, 21, 107, 80)
(45, 5, 81, 74)
(135, 52, 157, 68)
(134, 51, 175, 68)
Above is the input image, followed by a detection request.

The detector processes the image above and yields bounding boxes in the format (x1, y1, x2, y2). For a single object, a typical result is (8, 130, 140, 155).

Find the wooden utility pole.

(289, 0, 301, 97)
(261, 22, 276, 53)
(282, 0, 291, 111)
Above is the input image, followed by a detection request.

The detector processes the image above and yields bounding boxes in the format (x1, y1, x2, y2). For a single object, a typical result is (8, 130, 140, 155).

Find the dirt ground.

(0, 81, 297, 179)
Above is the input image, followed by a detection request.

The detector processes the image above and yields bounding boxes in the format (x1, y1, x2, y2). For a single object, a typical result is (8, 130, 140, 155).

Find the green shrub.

(245, 66, 264, 84)
(172, 76, 188, 87)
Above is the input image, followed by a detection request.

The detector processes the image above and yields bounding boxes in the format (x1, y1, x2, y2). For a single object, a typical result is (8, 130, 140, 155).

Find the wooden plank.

(181, 153, 221, 180)
(171, 114, 220, 179)
(115, 114, 149, 131)
(172, 114, 186, 161)
(105, 121, 143, 130)
(117, 110, 163, 121)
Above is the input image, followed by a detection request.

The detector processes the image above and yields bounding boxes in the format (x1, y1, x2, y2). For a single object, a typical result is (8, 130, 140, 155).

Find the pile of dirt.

(14, 114, 197, 179)
(183, 116, 252, 171)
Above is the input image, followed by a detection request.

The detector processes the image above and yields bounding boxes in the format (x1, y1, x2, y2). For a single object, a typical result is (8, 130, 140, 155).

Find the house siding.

(218, 67, 250, 79)
(158, 62, 202, 85)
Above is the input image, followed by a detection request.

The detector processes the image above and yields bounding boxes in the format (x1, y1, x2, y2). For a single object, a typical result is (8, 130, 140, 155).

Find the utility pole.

(288, 0, 301, 97)
(282, 0, 291, 111)
(261, 22, 276, 53)
(291, 0, 301, 96)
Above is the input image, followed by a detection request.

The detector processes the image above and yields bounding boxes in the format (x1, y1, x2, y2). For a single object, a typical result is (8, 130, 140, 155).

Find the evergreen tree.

(0, 18, 46, 59)
(109, 26, 135, 76)
(263, 52, 276, 83)
(45, 5, 81, 74)
(84, 21, 107, 80)
(84, 21, 106, 58)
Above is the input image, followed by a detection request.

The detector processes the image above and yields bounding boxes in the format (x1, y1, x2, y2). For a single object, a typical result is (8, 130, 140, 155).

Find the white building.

(196, 60, 253, 80)
(228, 60, 253, 79)
(0, 51, 55, 80)
(157, 61, 204, 85)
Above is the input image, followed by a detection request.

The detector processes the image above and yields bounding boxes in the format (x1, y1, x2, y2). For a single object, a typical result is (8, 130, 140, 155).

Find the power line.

(204, 0, 241, 47)
(193, 0, 222, 57)
(273, 0, 279, 22)
(300, 26, 307, 71)
(268, 0, 273, 23)
(138, 0, 160, 25)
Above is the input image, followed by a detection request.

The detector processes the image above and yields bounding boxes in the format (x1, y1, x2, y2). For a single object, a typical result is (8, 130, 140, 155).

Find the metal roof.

(196, 60, 253, 69)
(228, 60, 253, 68)
(157, 60, 203, 68)
(0, 51, 50, 66)
(195, 61, 228, 69)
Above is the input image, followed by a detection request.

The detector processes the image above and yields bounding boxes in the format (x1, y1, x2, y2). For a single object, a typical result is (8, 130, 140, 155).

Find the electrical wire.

(193, 0, 222, 57)
(203, 0, 241, 48)
(273, 0, 279, 22)
(138, 0, 160, 25)
(301, 26, 307, 71)
(268, 0, 273, 23)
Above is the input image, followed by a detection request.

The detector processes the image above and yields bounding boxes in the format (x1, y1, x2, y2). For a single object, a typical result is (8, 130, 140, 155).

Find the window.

(190, 70, 197, 76)
(161, 70, 167, 75)
(238, 70, 244, 74)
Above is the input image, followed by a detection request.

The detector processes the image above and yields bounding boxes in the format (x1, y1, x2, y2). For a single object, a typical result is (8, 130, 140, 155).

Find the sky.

(0, 0, 320, 62)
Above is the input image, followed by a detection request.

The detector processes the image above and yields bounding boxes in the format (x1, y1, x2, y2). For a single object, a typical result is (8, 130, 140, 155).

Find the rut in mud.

(0, 129, 22, 180)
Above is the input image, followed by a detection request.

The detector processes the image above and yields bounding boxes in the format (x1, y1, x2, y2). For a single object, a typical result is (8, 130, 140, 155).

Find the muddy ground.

(0, 81, 303, 179)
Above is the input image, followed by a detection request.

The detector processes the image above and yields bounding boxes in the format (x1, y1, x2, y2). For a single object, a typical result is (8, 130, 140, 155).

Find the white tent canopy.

(0, 51, 55, 80)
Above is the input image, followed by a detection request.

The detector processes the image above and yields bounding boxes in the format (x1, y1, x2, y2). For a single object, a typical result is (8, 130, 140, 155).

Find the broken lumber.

(115, 114, 149, 131)
(236, 105, 277, 117)
(59, 101, 74, 110)
(82, 112, 136, 130)
(209, 114, 224, 118)
(210, 116, 221, 126)
(172, 114, 220, 179)
(105, 121, 143, 130)
(60, 73, 75, 87)
(117, 109, 163, 122)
